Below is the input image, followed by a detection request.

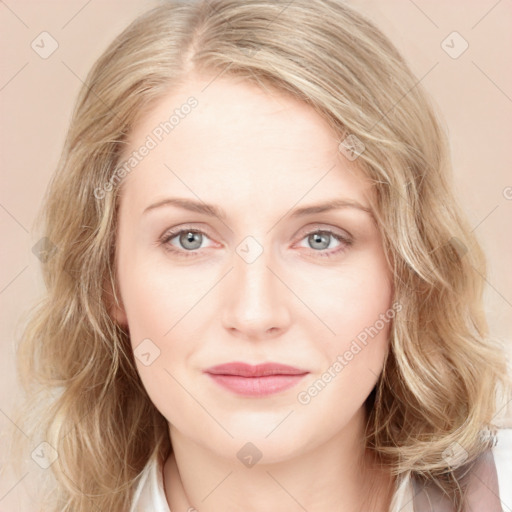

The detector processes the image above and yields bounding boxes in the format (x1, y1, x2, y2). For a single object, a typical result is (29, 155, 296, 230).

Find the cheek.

(296, 250, 393, 406)
(119, 252, 205, 341)
(332, 267, 393, 355)
(116, 256, 213, 419)
(306, 246, 393, 351)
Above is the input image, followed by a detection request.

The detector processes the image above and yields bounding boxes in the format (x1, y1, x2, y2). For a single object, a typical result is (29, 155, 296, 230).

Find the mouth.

(204, 362, 309, 397)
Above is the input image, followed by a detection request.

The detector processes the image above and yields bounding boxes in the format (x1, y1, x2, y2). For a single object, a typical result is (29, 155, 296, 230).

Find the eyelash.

(159, 225, 353, 260)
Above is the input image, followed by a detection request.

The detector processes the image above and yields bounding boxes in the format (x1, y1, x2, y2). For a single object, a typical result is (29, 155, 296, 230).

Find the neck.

(163, 409, 395, 512)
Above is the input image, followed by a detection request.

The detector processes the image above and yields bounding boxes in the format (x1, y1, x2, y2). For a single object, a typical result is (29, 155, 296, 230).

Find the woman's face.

(114, 74, 394, 462)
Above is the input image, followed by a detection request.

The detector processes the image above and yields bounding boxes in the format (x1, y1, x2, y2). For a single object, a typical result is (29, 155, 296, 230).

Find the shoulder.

(390, 428, 512, 512)
(130, 453, 171, 512)
(493, 427, 512, 508)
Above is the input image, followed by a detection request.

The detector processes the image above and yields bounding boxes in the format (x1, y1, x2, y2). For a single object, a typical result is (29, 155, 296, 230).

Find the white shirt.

(130, 428, 512, 512)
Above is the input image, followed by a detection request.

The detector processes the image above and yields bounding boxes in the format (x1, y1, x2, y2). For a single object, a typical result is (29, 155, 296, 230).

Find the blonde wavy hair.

(10, 0, 509, 510)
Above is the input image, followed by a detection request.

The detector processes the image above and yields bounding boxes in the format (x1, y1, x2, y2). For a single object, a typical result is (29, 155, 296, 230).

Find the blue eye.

(160, 228, 212, 256)
(171, 230, 204, 251)
(298, 229, 352, 258)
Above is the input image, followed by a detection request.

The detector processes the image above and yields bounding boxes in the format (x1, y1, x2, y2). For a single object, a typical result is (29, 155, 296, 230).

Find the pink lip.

(204, 362, 309, 397)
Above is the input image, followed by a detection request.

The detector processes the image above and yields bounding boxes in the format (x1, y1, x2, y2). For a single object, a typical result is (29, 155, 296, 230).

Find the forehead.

(118, 74, 372, 214)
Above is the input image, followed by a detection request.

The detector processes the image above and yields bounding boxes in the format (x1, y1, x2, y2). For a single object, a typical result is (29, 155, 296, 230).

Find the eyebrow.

(143, 197, 373, 220)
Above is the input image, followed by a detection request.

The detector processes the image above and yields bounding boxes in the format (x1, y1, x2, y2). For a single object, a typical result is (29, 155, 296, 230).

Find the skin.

(113, 73, 395, 511)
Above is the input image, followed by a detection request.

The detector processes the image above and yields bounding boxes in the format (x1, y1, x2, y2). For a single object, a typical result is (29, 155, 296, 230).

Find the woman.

(13, 0, 511, 511)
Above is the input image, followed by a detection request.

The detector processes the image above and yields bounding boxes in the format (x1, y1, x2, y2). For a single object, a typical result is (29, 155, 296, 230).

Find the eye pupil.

(180, 231, 202, 250)
(309, 232, 330, 250)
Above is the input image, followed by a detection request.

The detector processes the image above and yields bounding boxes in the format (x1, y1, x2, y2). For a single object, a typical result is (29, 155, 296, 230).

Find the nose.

(221, 242, 291, 340)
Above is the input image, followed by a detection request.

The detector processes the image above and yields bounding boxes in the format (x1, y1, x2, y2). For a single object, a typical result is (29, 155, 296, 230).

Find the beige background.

(1, 0, 511, 509)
